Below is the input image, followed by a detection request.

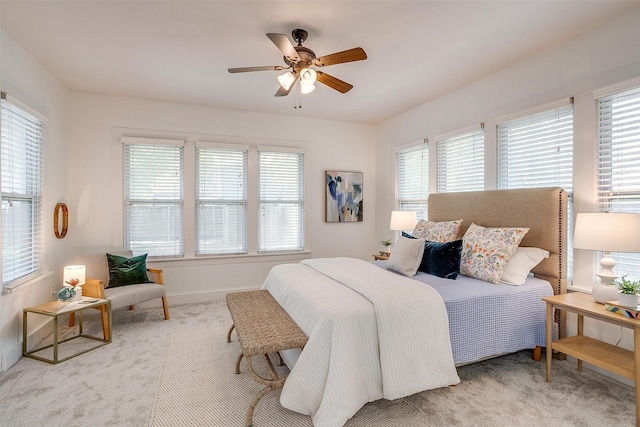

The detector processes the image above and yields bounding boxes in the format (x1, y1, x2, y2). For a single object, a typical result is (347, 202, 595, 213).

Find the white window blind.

(396, 143, 429, 220)
(597, 85, 640, 279)
(258, 150, 304, 252)
(1, 94, 43, 286)
(196, 145, 247, 255)
(437, 129, 484, 193)
(497, 103, 574, 276)
(123, 139, 184, 257)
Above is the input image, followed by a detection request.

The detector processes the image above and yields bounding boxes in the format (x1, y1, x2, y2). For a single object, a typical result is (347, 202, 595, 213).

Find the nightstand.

(543, 292, 640, 425)
(372, 253, 389, 261)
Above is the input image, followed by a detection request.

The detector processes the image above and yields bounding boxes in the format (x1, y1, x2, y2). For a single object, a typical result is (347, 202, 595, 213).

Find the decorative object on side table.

(57, 286, 75, 301)
(380, 239, 392, 255)
(573, 212, 640, 303)
(615, 275, 640, 308)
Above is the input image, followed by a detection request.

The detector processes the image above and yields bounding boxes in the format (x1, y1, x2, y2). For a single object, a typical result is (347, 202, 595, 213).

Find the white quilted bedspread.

(262, 257, 460, 427)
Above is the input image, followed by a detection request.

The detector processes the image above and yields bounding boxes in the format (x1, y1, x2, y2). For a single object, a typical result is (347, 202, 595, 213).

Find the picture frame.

(325, 170, 363, 222)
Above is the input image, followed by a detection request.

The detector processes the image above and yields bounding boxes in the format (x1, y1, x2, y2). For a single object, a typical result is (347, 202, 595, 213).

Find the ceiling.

(1, 1, 638, 125)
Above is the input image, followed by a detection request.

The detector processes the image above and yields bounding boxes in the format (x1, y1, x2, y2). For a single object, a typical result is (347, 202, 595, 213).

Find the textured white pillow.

(386, 236, 426, 277)
(500, 247, 550, 286)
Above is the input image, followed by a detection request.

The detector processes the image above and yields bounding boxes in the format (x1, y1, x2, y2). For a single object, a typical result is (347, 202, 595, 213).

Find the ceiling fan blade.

(316, 71, 353, 94)
(275, 76, 299, 97)
(266, 33, 300, 62)
(228, 66, 284, 73)
(313, 47, 367, 67)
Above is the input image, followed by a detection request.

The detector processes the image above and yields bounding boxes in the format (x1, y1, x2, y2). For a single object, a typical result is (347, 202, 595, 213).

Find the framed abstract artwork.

(325, 170, 363, 222)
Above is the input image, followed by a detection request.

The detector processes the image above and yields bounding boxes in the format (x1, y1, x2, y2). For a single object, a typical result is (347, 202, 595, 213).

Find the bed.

(262, 187, 568, 427)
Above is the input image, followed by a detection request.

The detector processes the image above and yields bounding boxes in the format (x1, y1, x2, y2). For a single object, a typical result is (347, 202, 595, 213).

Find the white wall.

(375, 8, 640, 361)
(66, 93, 377, 304)
(0, 29, 70, 371)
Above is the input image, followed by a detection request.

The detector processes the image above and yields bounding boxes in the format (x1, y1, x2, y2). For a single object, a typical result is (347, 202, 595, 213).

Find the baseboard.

(1, 318, 53, 372)
(129, 287, 260, 309)
(1, 342, 22, 372)
(167, 287, 260, 306)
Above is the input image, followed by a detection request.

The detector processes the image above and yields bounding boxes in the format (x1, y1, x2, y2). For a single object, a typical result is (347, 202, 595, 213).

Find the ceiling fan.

(228, 29, 367, 97)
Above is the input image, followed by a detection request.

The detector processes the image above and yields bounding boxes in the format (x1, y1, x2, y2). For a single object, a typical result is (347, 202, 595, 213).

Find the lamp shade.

(277, 71, 296, 90)
(63, 265, 86, 287)
(573, 213, 640, 252)
(300, 68, 317, 85)
(390, 211, 417, 231)
(300, 83, 316, 94)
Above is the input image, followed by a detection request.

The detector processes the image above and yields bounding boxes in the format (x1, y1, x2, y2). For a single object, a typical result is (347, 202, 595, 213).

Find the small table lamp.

(390, 211, 417, 238)
(573, 212, 640, 302)
(63, 265, 86, 299)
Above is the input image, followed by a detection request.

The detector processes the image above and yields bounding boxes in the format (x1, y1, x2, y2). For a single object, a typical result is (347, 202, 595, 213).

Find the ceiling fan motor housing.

(292, 28, 308, 45)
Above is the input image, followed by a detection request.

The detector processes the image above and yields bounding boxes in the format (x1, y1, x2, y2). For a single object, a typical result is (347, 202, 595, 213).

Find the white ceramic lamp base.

(592, 283, 620, 304)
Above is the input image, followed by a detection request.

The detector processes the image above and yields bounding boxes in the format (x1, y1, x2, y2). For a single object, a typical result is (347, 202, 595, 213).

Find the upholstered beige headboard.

(428, 187, 567, 296)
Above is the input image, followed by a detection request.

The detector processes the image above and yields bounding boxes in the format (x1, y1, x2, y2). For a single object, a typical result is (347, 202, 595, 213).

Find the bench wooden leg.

(227, 324, 235, 343)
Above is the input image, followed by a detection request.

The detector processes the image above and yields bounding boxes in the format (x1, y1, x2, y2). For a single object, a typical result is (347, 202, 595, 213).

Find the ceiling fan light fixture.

(277, 71, 296, 90)
(300, 68, 317, 85)
(300, 82, 316, 95)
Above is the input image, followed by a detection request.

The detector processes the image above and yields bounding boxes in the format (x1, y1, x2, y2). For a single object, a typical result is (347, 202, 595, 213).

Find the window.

(396, 142, 429, 220)
(196, 143, 247, 255)
(497, 101, 574, 275)
(258, 149, 304, 252)
(436, 128, 484, 193)
(597, 85, 640, 278)
(123, 138, 184, 257)
(1, 93, 44, 286)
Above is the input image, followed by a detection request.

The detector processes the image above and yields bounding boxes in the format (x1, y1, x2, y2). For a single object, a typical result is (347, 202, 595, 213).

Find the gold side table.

(23, 297, 112, 364)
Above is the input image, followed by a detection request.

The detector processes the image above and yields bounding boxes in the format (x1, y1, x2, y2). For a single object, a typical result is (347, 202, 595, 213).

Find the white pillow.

(501, 247, 550, 286)
(386, 236, 426, 277)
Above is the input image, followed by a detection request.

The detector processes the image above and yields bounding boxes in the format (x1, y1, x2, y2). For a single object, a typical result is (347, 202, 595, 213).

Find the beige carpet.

(1, 300, 636, 427)
(149, 328, 431, 426)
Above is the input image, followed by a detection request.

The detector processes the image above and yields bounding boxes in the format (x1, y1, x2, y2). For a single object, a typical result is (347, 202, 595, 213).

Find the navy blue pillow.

(402, 232, 462, 280)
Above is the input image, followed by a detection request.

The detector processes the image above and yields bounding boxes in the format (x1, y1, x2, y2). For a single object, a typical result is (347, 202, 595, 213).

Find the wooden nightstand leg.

(634, 326, 640, 427)
(577, 314, 584, 372)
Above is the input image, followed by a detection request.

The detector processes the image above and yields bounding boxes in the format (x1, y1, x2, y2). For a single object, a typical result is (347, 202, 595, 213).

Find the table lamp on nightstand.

(573, 212, 640, 303)
(390, 210, 417, 247)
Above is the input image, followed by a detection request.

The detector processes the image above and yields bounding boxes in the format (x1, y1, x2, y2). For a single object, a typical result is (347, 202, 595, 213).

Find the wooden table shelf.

(543, 292, 640, 426)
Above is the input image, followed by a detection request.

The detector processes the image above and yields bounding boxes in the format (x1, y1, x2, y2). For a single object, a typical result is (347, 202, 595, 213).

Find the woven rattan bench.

(226, 290, 308, 427)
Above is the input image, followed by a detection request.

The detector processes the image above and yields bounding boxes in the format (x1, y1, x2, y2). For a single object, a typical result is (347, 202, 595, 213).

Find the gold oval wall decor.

(53, 202, 68, 239)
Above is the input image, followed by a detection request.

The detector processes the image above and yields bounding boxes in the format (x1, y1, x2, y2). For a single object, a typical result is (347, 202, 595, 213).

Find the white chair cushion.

(105, 283, 166, 310)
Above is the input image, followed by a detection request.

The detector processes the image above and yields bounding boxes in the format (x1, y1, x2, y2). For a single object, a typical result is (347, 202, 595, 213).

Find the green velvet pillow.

(106, 253, 152, 288)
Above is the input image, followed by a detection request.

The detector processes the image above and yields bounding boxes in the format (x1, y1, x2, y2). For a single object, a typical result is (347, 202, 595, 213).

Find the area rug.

(149, 328, 431, 427)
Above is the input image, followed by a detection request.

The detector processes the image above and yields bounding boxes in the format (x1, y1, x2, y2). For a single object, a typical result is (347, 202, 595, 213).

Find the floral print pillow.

(460, 223, 529, 284)
(412, 219, 462, 242)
